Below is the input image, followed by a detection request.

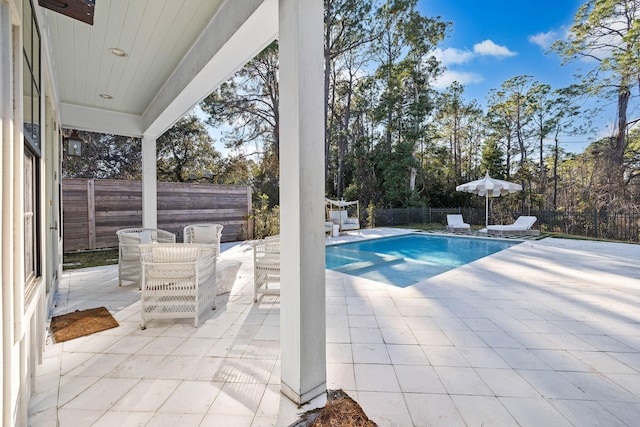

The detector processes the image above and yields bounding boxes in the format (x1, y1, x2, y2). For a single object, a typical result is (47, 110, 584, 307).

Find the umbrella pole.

(485, 194, 488, 228)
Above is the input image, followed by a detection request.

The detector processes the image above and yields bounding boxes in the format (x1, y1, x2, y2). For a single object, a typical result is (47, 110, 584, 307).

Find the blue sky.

(418, 0, 605, 153)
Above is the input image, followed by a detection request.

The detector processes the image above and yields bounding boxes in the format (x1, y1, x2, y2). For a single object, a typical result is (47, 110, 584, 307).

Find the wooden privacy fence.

(63, 179, 252, 251)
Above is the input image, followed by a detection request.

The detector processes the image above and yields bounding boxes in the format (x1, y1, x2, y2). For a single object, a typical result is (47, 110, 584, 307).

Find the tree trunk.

(553, 132, 559, 210)
(611, 86, 631, 169)
(324, 53, 332, 186)
(337, 73, 354, 198)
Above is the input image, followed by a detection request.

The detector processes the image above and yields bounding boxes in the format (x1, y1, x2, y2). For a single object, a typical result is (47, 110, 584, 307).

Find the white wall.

(1, 0, 59, 424)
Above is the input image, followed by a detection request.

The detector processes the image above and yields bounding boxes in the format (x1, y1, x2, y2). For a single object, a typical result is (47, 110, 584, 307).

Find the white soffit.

(41, 0, 277, 137)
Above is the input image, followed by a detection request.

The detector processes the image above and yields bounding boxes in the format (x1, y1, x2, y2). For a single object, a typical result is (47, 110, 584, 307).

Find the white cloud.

(433, 47, 474, 65)
(528, 31, 558, 49)
(433, 69, 483, 90)
(473, 39, 517, 58)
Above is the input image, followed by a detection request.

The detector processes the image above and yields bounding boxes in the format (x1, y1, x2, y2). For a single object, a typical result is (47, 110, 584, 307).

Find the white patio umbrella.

(456, 172, 522, 228)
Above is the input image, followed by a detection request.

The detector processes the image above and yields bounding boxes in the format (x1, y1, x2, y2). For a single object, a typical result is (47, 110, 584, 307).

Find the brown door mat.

(50, 307, 119, 343)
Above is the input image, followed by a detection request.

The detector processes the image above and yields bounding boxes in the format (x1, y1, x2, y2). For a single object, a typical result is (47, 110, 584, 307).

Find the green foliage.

(480, 139, 506, 179)
(366, 202, 376, 229)
(251, 193, 280, 239)
(188, 0, 640, 216)
(62, 131, 141, 179)
(201, 41, 280, 201)
(375, 142, 424, 207)
(434, 82, 484, 180)
(551, 0, 640, 199)
(156, 115, 222, 183)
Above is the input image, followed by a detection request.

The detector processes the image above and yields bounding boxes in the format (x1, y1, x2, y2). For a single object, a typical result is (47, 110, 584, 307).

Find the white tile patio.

(29, 229, 640, 426)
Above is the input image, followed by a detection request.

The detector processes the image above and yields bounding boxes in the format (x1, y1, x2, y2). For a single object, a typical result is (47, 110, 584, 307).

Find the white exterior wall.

(1, 0, 59, 424)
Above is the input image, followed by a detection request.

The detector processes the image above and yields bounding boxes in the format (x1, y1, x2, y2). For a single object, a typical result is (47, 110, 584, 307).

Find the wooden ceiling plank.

(138, 0, 222, 108)
(127, 0, 187, 112)
(92, 0, 126, 109)
(116, 0, 169, 113)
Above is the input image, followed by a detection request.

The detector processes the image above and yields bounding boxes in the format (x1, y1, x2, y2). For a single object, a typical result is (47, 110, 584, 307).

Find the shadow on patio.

(29, 230, 640, 427)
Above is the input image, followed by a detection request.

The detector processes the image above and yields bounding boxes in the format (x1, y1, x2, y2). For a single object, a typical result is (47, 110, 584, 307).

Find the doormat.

(50, 307, 119, 343)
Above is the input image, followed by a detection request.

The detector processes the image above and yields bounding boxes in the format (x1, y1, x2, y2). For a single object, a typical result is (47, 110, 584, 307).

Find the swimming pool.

(326, 234, 519, 287)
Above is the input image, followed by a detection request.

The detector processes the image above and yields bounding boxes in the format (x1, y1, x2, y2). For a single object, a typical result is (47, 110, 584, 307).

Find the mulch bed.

(50, 307, 119, 343)
(290, 390, 377, 427)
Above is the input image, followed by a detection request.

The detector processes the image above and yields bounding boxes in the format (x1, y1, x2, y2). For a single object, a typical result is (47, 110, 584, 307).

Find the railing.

(370, 207, 640, 242)
(372, 207, 463, 228)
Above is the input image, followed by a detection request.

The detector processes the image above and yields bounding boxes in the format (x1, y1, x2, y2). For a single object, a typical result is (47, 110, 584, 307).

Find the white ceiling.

(39, 0, 278, 137)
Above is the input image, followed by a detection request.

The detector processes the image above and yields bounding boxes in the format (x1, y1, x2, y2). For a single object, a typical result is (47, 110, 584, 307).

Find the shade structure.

(456, 172, 522, 228)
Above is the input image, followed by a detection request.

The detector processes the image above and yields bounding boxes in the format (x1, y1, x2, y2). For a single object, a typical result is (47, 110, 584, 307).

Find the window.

(23, 0, 41, 298)
(23, 0, 41, 153)
(24, 151, 39, 290)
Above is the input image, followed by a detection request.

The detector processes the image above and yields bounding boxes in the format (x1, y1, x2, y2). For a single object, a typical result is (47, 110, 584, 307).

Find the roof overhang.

(39, 0, 278, 138)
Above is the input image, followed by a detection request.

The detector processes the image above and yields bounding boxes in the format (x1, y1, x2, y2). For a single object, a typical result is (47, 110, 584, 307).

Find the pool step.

(332, 251, 404, 274)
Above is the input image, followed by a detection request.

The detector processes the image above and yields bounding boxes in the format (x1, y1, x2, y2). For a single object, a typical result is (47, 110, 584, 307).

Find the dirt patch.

(290, 390, 377, 427)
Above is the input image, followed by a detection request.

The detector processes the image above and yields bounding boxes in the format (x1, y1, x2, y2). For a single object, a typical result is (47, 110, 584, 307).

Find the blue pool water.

(326, 234, 519, 287)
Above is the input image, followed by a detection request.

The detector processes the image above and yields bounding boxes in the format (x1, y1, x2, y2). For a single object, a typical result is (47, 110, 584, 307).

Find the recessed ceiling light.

(99, 93, 113, 100)
(108, 48, 128, 57)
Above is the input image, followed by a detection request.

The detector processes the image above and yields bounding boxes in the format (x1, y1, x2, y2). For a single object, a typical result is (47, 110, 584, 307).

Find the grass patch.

(544, 232, 639, 244)
(398, 223, 445, 231)
(63, 248, 119, 270)
(398, 224, 638, 244)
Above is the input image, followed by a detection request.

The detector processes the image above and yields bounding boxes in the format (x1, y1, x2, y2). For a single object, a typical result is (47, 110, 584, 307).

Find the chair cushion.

(138, 230, 152, 243)
(192, 227, 215, 244)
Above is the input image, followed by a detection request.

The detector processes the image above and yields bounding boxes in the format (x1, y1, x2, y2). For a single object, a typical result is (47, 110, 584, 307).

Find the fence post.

(246, 186, 253, 239)
(87, 179, 96, 249)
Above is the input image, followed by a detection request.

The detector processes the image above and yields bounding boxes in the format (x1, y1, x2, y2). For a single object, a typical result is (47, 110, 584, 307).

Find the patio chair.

(139, 243, 217, 329)
(446, 214, 471, 233)
(486, 216, 538, 236)
(253, 235, 280, 302)
(116, 228, 176, 287)
(329, 209, 360, 233)
(183, 223, 223, 258)
(325, 221, 334, 237)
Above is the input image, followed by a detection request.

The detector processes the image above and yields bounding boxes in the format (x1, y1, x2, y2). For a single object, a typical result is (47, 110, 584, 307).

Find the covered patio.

(2, 0, 326, 421)
(29, 230, 640, 426)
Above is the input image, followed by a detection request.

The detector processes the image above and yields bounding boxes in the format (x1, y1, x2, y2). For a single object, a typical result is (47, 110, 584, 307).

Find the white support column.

(278, 0, 326, 405)
(141, 135, 157, 228)
(0, 4, 11, 424)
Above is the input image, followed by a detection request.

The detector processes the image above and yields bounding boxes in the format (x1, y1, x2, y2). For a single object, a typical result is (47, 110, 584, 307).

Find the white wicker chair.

(253, 235, 280, 302)
(116, 228, 176, 287)
(139, 243, 217, 329)
(183, 223, 223, 258)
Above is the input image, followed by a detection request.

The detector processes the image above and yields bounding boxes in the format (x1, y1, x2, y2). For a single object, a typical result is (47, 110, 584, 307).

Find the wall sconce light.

(67, 129, 83, 156)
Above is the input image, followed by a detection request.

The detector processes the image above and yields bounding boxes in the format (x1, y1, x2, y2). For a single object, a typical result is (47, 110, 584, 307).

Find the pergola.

(44, 0, 326, 405)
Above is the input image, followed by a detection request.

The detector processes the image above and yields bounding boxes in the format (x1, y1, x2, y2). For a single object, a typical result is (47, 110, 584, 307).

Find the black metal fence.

(370, 207, 640, 242)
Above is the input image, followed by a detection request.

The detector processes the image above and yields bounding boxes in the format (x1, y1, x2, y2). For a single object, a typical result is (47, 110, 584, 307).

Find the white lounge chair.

(116, 228, 176, 287)
(253, 235, 280, 302)
(487, 216, 538, 236)
(139, 243, 217, 329)
(446, 214, 470, 233)
(183, 223, 223, 258)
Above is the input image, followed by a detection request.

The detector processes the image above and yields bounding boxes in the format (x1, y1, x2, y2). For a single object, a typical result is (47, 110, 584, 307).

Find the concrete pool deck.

(29, 228, 640, 426)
